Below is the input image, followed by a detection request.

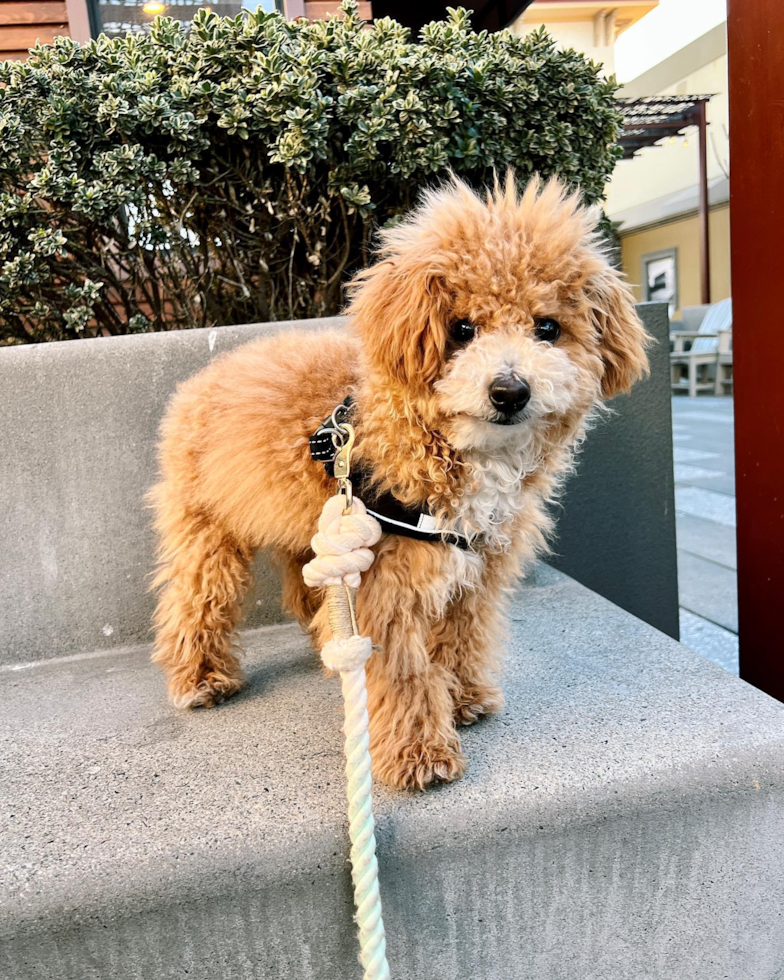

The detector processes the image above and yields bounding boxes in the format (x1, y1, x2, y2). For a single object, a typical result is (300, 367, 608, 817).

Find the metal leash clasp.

(332, 422, 355, 513)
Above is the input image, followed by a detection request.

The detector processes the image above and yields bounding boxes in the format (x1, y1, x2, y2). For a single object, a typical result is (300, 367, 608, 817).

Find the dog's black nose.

(489, 375, 531, 415)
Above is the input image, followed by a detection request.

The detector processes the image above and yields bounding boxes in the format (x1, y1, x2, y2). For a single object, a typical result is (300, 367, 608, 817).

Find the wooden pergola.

(618, 95, 714, 304)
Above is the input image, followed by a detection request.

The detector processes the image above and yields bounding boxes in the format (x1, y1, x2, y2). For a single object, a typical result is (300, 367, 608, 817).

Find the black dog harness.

(309, 398, 470, 549)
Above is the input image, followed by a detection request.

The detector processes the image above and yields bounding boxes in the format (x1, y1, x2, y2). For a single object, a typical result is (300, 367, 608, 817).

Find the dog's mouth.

(488, 411, 528, 426)
(448, 409, 532, 430)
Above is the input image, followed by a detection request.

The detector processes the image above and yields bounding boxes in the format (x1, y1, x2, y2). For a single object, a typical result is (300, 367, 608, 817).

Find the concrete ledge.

(3, 567, 784, 979)
(0, 318, 341, 664)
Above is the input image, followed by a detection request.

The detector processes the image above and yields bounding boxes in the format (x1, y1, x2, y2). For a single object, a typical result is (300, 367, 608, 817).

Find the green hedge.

(0, 1, 622, 344)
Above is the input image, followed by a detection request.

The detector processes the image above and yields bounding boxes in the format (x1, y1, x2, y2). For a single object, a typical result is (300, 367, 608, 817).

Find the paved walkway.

(672, 396, 738, 673)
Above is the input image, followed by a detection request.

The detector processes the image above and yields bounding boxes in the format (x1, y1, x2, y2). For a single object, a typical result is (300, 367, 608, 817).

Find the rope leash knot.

(303, 461, 391, 979)
(320, 632, 373, 673)
(303, 495, 381, 590)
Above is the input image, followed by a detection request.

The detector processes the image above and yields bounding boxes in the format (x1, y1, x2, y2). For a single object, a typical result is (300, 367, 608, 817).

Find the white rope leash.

(303, 493, 391, 980)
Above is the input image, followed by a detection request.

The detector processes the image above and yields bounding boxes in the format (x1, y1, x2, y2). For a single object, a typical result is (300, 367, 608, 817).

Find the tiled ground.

(672, 396, 738, 673)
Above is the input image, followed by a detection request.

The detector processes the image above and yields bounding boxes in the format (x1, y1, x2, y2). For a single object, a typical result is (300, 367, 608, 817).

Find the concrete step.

(3, 566, 784, 980)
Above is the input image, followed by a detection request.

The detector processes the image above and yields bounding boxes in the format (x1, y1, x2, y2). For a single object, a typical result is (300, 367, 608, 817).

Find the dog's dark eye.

(534, 317, 561, 344)
(451, 318, 476, 344)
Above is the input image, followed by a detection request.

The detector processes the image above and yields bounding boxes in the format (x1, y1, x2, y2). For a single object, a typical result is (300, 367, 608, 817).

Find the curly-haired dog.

(150, 175, 649, 790)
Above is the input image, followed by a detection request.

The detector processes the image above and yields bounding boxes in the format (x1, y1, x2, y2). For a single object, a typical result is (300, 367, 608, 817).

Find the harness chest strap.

(308, 398, 470, 550)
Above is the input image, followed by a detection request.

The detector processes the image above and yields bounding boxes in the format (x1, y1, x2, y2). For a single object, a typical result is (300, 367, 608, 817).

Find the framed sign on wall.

(642, 247, 678, 318)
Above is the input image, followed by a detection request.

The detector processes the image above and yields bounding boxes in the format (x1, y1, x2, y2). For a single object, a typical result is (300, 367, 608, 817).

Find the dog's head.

(347, 175, 649, 455)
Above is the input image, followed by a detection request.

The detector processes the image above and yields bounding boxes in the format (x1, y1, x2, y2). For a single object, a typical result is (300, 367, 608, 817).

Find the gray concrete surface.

(0, 318, 338, 665)
(672, 397, 738, 672)
(2, 565, 784, 980)
(0, 305, 677, 665)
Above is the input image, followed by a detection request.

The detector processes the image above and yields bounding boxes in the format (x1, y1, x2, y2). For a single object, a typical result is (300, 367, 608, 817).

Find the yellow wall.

(510, 18, 615, 73)
(606, 53, 729, 219)
(620, 204, 731, 317)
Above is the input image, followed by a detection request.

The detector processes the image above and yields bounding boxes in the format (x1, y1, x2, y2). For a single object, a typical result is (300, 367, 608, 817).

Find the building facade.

(606, 24, 729, 316)
(511, 4, 728, 318)
(509, 1, 658, 76)
(0, 0, 78, 58)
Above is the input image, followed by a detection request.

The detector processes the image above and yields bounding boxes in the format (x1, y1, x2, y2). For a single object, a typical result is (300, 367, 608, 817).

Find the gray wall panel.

(548, 303, 679, 638)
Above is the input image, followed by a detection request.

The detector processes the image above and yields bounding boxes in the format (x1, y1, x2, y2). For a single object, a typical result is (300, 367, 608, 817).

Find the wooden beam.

(0, 23, 67, 48)
(728, 0, 784, 703)
(0, 2, 68, 25)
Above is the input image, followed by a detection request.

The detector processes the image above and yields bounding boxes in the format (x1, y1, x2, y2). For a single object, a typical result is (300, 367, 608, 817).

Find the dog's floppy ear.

(589, 265, 651, 398)
(346, 257, 449, 388)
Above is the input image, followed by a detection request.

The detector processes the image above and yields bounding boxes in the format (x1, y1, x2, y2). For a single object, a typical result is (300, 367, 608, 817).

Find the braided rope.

(303, 495, 390, 980)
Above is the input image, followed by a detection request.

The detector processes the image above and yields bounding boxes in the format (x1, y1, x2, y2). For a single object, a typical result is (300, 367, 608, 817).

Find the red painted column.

(727, 0, 784, 702)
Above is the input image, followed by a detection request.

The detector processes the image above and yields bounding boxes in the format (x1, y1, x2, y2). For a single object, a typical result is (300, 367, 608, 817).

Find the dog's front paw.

(373, 736, 466, 791)
(453, 684, 504, 726)
(169, 671, 244, 710)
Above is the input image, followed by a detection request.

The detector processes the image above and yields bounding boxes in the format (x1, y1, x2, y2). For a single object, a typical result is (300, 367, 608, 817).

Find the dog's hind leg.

(151, 500, 253, 709)
(277, 550, 320, 631)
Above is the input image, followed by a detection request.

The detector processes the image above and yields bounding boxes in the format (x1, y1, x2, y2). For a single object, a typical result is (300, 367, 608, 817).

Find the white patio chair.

(670, 298, 733, 396)
(715, 326, 733, 395)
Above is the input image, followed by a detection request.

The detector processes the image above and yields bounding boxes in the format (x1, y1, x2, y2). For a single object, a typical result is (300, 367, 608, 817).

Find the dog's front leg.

(352, 540, 466, 790)
(429, 585, 506, 727)
(365, 651, 465, 791)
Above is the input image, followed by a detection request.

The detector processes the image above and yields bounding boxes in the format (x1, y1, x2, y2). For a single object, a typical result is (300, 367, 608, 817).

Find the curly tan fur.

(150, 174, 649, 789)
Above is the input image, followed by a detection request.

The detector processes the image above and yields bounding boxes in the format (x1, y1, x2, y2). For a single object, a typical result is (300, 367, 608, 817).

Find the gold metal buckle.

(332, 423, 355, 513)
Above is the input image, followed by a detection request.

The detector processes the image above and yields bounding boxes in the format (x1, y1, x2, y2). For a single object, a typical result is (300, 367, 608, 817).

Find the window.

(88, 0, 278, 39)
(642, 247, 678, 318)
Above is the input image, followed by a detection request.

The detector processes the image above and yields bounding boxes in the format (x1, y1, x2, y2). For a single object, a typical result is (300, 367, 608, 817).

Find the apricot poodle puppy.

(150, 175, 649, 790)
